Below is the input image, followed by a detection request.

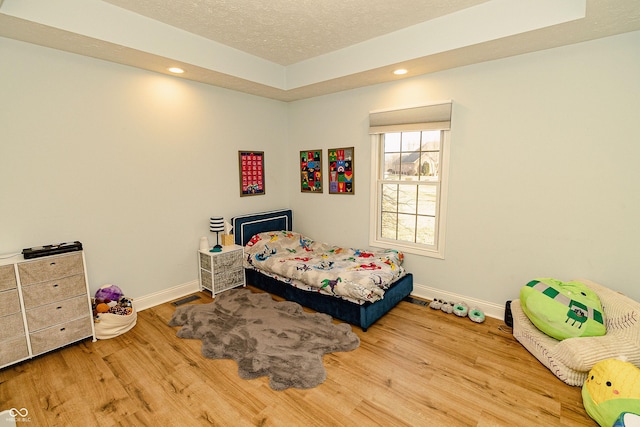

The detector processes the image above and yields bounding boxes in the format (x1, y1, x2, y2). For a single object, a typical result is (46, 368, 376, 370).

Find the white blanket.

(244, 231, 406, 304)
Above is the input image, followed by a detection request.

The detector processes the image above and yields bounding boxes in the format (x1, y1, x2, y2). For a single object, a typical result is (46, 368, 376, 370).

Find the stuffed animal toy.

(118, 296, 133, 308)
(95, 284, 124, 304)
(520, 278, 606, 340)
(92, 285, 134, 320)
(582, 359, 640, 427)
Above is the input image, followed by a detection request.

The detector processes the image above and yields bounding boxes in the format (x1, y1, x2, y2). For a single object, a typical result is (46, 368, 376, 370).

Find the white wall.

(2, 30, 639, 308)
(0, 38, 289, 299)
(288, 30, 640, 304)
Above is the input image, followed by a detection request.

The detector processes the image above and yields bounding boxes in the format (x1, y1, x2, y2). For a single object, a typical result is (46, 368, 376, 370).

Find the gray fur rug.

(168, 288, 360, 390)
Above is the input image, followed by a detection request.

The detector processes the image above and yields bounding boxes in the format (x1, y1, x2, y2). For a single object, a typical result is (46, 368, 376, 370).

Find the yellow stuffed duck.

(582, 358, 640, 427)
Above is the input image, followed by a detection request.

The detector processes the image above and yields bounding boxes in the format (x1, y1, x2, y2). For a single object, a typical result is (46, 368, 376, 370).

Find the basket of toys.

(92, 284, 137, 339)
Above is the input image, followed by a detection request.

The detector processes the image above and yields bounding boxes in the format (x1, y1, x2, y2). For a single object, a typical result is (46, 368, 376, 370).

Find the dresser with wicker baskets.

(0, 251, 96, 369)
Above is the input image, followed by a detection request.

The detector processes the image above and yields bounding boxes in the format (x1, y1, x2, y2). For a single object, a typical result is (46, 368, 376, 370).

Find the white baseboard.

(132, 278, 507, 322)
(134, 280, 200, 312)
(411, 281, 506, 321)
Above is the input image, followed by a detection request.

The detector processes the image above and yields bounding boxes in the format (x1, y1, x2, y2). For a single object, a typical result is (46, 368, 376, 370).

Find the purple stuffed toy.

(95, 284, 124, 303)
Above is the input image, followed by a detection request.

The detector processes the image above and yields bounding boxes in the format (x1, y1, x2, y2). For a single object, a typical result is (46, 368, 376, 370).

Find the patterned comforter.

(244, 231, 406, 304)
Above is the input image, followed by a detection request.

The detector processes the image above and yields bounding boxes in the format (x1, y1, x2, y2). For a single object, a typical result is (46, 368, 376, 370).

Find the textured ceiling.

(100, 0, 489, 65)
(1, 0, 640, 101)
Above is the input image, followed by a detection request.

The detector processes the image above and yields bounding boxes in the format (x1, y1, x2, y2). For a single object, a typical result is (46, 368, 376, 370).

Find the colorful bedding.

(244, 231, 406, 304)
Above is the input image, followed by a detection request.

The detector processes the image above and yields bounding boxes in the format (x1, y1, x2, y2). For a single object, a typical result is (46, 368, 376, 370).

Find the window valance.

(369, 101, 452, 134)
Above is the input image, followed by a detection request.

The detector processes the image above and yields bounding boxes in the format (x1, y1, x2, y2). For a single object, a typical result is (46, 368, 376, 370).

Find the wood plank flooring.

(0, 287, 596, 426)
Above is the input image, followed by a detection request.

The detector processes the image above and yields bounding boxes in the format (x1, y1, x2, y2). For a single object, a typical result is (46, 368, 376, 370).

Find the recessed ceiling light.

(393, 69, 408, 75)
(168, 67, 184, 74)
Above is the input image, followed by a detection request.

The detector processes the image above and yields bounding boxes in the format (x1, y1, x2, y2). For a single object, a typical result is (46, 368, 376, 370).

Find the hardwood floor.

(0, 287, 596, 426)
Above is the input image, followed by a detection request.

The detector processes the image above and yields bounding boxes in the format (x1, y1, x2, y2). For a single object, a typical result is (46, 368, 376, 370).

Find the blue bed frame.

(232, 209, 413, 331)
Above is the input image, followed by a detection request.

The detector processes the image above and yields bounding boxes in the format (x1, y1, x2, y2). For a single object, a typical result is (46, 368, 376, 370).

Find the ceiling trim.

(0, 0, 286, 88)
(1, 0, 585, 91)
(286, 0, 586, 89)
(1, 0, 639, 102)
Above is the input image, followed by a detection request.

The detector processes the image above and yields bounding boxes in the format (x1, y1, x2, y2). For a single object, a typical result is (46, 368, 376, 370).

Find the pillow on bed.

(247, 231, 306, 251)
(520, 278, 606, 341)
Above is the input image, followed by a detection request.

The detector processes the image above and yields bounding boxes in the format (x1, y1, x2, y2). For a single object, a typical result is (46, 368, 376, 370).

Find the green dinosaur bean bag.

(520, 278, 606, 340)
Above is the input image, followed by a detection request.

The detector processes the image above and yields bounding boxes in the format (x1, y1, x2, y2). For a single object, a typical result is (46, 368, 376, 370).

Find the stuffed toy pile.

(92, 284, 136, 339)
(92, 284, 134, 318)
(518, 278, 640, 425)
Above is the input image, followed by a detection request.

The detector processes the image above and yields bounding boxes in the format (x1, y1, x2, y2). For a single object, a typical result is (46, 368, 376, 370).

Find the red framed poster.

(328, 147, 354, 194)
(238, 151, 265, 196)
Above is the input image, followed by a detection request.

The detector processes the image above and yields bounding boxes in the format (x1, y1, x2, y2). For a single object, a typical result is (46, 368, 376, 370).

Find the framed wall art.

(300, 149, 323, 193)
(328, 147, 354, 194)
(238, 151, 265, 196)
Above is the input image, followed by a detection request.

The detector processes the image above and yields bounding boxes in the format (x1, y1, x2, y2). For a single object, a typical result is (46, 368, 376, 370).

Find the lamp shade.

(209, 217, 225, 233)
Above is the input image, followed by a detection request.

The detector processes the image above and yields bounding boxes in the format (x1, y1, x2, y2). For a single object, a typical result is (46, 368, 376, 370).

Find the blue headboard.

(232, 209, 293, 246)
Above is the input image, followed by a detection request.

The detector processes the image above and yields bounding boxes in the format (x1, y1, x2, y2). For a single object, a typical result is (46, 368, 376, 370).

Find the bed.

(232, 209, 413, 331)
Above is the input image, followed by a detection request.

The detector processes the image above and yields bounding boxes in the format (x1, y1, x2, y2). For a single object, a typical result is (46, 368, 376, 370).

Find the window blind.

(369, 102, 452, 134)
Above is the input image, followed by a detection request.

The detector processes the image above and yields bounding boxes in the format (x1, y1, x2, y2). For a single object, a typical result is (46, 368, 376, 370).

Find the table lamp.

(209, 216, 225, 252)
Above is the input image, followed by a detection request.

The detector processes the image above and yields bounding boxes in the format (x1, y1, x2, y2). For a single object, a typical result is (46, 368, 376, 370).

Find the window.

(369, 103, 451, 258)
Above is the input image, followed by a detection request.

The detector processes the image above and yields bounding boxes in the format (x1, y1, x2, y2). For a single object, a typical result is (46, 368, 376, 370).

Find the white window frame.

(369, 130, 450, 259)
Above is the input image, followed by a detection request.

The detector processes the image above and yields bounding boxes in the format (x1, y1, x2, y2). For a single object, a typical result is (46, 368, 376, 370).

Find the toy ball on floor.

(95, 284, 124, 303)
(96, 303, 110, 313)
